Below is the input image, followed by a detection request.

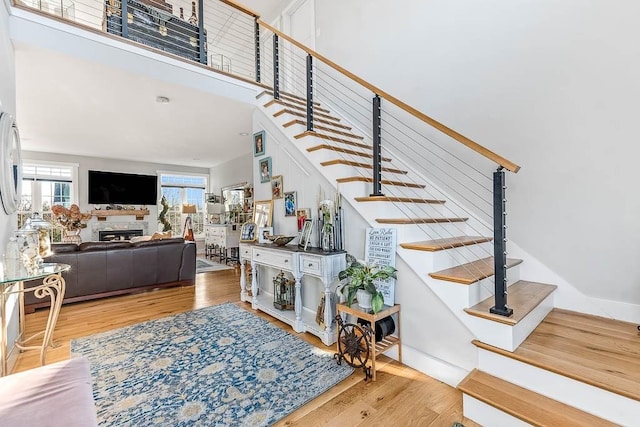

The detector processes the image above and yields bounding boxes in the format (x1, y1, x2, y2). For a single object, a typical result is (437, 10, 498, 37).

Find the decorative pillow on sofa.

(130, 235, 152, 243)
(151, 231, 172, 240)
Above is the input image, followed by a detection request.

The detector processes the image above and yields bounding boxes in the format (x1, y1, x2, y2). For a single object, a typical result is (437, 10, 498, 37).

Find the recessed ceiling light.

(239, 132, 249, 136)
(156, 96, 170, 104)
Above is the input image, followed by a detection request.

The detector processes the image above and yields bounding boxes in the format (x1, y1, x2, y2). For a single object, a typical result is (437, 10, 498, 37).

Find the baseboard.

(401, 343, 469, 387)
(579, 296, 640, 325)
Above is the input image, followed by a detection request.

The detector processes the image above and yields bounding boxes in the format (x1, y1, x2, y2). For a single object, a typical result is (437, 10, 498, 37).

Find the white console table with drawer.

(205, 224, 240, 264)
(239, 243, 346, 346)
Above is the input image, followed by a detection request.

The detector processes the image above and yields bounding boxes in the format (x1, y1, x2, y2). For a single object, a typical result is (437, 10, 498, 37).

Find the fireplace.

(98, 229, 143, 241)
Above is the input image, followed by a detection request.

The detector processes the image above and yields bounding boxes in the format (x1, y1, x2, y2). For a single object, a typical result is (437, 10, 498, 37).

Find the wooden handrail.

(219, 0, 259, 18)
(256, 19, 520, 173)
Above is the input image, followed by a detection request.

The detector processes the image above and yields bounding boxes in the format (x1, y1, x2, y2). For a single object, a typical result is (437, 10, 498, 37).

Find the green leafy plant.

(338, 255, 397, 313)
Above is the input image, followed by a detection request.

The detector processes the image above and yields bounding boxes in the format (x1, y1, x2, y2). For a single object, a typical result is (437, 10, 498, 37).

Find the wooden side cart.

(334, 302, 401, 381)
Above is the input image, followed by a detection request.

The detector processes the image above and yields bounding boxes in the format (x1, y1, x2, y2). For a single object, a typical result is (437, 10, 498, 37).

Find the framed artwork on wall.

(259, 157, 272, 183)
(284, 191, 296, 216)
(253, 131, 265, 157)
(271, 175, 283, 199)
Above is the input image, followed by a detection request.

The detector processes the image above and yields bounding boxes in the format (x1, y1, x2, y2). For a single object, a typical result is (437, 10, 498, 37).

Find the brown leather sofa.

(24, 238, 196, 313)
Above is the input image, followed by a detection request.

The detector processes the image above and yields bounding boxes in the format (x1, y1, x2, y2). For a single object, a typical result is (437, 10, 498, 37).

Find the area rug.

(196, 257, 234, 273)
(70, 303, 353, 426)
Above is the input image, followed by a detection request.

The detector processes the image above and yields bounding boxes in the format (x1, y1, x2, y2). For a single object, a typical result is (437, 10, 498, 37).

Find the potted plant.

(338, 255, 397, 313)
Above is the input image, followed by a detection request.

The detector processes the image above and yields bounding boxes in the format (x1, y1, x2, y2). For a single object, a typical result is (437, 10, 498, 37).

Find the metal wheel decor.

(333, 314, 372, 380)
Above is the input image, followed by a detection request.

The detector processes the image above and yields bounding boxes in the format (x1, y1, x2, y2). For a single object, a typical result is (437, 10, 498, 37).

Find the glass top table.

(0, 262, 70, 376)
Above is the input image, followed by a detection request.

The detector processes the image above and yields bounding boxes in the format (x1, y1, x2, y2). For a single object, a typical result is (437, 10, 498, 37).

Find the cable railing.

(11, 0, 521, 316)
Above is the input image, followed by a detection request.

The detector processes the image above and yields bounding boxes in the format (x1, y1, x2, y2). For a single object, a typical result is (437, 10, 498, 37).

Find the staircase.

(256, 89, 640, 425)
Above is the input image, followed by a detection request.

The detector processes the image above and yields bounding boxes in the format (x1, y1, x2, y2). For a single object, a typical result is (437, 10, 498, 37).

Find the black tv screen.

(88, 170, 158, 205)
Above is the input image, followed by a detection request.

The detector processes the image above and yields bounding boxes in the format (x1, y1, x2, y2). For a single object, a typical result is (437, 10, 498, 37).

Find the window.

(19, 162, 78, 241)
(159, 172, 207, 237)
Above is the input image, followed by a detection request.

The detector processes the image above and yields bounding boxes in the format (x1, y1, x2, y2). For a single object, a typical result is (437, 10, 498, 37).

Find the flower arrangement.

(338, 255, 397, 313)
(51, 204, 92, 231)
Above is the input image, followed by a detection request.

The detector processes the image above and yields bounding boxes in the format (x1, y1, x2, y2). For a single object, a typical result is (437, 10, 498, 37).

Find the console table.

(0, 262, 70, 376)
(205, 224, 240, 264)
(239, 243, 346, 346)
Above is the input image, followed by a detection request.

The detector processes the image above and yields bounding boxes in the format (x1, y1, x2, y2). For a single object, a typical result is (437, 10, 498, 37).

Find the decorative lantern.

(273, 271, 294, 310)
(23, 212, 53, 258)
(14, 228, 41, 270)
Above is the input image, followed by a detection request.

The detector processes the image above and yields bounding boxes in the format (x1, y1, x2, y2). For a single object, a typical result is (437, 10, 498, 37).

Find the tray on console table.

(239, 243, 346, 346)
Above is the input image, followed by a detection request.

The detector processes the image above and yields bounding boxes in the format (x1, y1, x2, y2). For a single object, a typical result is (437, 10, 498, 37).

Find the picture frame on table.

(253, 131, 265, 157)
(296, 208, 311, 231)
(258, 226, 273, 243)
(284, 191, 296, 216)
(271, 175, 283, 199)
(298, 218, 313, 250)
(259, 157, 272, 183)
(239, 222, 257, 242)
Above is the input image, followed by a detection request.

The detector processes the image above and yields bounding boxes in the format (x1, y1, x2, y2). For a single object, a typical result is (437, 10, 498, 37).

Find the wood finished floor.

(13, 268, 479, 427)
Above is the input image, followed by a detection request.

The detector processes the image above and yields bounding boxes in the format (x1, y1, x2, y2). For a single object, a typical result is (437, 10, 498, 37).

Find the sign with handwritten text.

(365, 227, 397, 306)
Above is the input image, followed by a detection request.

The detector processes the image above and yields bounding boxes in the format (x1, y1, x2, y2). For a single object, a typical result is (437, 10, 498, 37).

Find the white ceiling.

(13, 0, 288, 169)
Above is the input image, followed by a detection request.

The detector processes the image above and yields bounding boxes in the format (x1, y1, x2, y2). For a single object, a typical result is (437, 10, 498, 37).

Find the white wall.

(23, 151, 209, 240)
(306, 1, 640, 310)
(210, 153, 253, 197)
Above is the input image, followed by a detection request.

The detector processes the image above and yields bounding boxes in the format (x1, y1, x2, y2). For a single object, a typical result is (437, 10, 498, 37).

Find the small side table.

(334, 302, 401, 381)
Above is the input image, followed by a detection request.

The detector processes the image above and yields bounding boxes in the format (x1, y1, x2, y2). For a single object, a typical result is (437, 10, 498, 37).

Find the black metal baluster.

(122, 0, 129, 38)
(198, 0, 205, 64)
(490, 167, 513, 317)
(254, 19, 261, 83)
(370, 95, 383, 197)
(273, 34, 280, 100)
(306, 54, 314, 132)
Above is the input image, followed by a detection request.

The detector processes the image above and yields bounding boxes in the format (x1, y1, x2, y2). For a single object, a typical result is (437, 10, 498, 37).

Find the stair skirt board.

(476, 347, 639, 426)
(463, 395, 531, 427)
(463, 290, 555, 351)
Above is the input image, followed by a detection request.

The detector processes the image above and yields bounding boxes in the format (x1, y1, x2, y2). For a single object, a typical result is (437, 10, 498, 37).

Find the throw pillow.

(151, 231, 172, 240)
(130, 235, 152, 243)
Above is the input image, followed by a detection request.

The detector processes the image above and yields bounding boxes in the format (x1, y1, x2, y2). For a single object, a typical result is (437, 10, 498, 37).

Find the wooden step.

(307, 144, 392, 161)
(463, 280, 557, 325)
(400, 236, 493, 252)
(376, 217, 468, 224)
(267, 100, 337, 121)
(458, 369, 618, 427)
(283, 119, 364, 139)
(336, 176, 425, 188)
(264, 98, 331, 114)
(355, 195, 444, 203)
(322, 160, 408, 175)
(473, 308, 640, 403)
(256, 89, 321, 106)
(295, 131, 371, 150)
(274, 109, 343, 127)
(429, 257, 523, 285)
(282, 118, 353, 132)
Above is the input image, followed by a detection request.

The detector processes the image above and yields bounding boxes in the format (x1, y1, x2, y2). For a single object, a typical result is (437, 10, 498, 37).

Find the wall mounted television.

(88, 170, 158, 205)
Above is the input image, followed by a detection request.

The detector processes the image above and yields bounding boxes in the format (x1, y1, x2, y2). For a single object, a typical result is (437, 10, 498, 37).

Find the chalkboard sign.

(365, 227, 397, 306)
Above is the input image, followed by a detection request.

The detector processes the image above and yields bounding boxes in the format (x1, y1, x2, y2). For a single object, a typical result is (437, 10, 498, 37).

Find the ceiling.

(13, 0, 288, 170)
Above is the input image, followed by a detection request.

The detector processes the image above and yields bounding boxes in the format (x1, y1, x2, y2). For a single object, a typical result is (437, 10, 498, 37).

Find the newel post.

(273, 34, 280, 100)
(254, 18, 261, 83)
(490, 167, 513, 317)
(306, 54, 314, 132)
(370, 94, 383, 197)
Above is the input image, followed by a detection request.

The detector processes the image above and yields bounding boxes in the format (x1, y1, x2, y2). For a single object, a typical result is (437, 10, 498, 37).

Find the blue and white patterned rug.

(71, 303, 353, 426)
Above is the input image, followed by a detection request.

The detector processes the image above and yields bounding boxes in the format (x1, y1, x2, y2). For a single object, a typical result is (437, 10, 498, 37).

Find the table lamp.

(182, 204, 197, 241)
(206, 202, 224, 224)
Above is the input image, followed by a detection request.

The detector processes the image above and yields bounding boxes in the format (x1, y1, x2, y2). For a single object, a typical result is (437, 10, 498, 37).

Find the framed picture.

(298, 218, 313, 250)
(284, 191, 296, 216)
(253, 131, 265, 157)
(253, 199, 273, 227)
(296, 208, 311, 231)
(240, 222, 257, 242)
(271, 175, 283, 199)
(259, 157, 272, 183)
(258, 226, 273, 243)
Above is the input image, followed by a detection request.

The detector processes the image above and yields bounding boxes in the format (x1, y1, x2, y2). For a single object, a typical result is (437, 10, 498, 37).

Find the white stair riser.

(465, 292, 555, 351)
(462, 395, 531, 427)
(477, 349, 639, 425)
(397, 242, 494, 273)
(350, 200, 447, 218)
(465, 268, 521, 307)
(384, 223, 471, 243)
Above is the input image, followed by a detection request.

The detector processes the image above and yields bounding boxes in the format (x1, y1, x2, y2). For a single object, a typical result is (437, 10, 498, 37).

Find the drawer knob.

(308, 263, 313, 267)
(284, 259, 288, 263)
(256, 253, 260, 257)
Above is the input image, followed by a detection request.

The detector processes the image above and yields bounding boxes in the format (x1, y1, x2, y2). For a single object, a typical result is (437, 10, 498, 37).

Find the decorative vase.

(321, 226, 333, 252)
(63, 229, 82, 245)
(356, 289, 372, 309)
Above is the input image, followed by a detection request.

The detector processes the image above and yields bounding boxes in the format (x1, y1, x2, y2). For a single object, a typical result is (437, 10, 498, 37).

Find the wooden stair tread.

(307, 144, 392, 161)
(463, 281, 557, 325)
(321, 160, 408, 174)
(264, 98, 331, 114)
(257, 90, 321, 106)
(376, 217, 467, 224)
(400, 236, 493, 252)
(355, 195, 444, 203)
(336, 176, 425, 188)
(267, 100, 337, 121)
(274, 109, 344, 127)
(458, 369, 618, 427)
(295, 131, 371, 150)
(282, 118, 352, 131)
(473, 308, 640, 402)
(429, 257, 523, 285)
